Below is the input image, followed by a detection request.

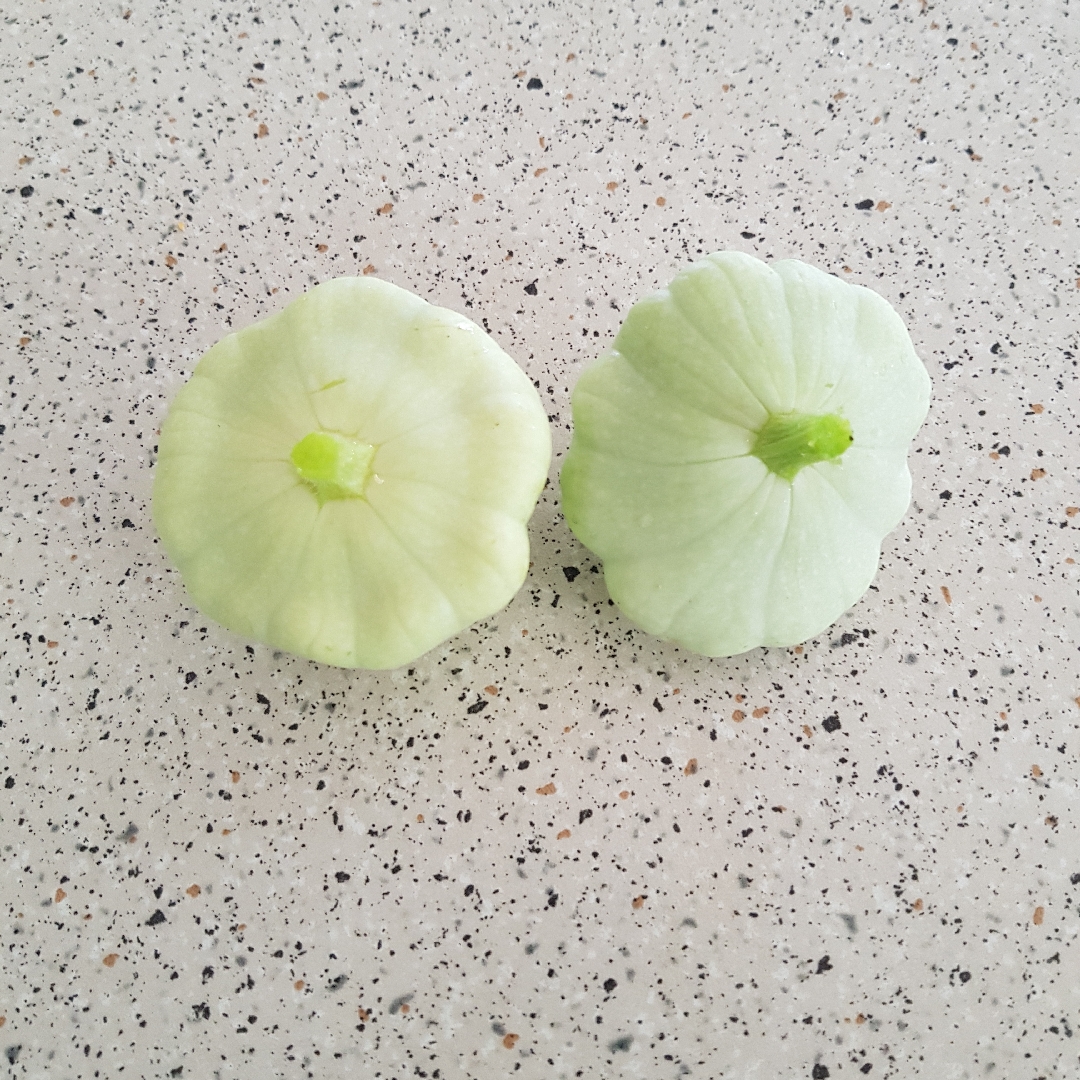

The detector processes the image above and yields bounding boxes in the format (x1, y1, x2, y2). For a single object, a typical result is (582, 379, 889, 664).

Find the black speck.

(939, 490, 952, 501)
(19, 186, 33, 198)
(579, 808, 593, 825)
(335, 871, 350, 883)
(959, 970, 971, 982)
(73, 118, 86, 126)
(517, 759, 530, 770)
(5, 1046, 22, 1066)
(328, 974, 348, 991)
(527, 77, 543, 89)
(854, 199, 874, 210)
(4, 777, 13, 789)
(660, 756, 672, 765)
(609, 1036, 633, 1053)
(816, 955, 832, 974)
(740, 231, 756, 239)
(1070, 872, 1080, 885)
(524, 280, 538, 295)
(464, 884, 474, 896)
(146, 909, 167, 927)
(466, 697, 488, 714)
(946, 36, 958, 45)
(653, 698, 664, 712)
(602, 977, 617, 992)
(822, 715, 841, 733)
(185, 671, 197, 685)
(562, 566, 580, 582)
(812, 1066, 830, 1080)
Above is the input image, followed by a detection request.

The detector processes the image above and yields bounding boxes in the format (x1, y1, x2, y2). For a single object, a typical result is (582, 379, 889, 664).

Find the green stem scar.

(291, 431, 375, 503)
(752, 412, 853, 482)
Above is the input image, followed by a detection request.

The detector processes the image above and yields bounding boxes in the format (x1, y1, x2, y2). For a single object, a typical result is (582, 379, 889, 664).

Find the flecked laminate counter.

(1, 1, 1078, 1077)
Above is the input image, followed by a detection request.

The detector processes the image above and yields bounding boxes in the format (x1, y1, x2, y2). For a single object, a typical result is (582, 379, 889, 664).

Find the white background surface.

(2, 1, 1078, 1077)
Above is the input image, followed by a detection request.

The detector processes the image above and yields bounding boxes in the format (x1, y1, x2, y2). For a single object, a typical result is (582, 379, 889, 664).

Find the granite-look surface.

(2, 1, 1078, 1077)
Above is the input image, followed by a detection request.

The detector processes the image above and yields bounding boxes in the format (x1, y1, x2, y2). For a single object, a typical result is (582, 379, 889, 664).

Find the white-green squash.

(153, 277, 551, 669)
(560, 251, 931, 657)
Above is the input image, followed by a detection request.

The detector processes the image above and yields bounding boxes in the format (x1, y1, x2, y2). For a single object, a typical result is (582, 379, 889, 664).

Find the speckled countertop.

(2, 1, 1078, 1077)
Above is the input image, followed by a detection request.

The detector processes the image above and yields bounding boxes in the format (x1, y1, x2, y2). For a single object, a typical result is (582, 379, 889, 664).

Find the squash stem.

(291, 431, 375, 503)
(752, 412, 852, 482)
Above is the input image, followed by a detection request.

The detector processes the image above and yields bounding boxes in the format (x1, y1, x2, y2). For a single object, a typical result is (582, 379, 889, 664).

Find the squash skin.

(560, 251, 931, 657)
(153, 277, 551, 669)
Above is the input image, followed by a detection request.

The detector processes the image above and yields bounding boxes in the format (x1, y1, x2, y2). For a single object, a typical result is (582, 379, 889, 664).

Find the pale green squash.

(153, 277, 551, 669)
(560, 251, 931, 657)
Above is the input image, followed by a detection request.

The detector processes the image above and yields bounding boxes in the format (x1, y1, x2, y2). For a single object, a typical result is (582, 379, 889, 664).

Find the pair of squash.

(153, 252, 931, 669)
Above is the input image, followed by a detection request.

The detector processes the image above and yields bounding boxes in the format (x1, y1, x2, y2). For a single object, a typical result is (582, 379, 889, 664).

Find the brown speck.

(619, 790, 629, 800)
(221, 828, 232, 835)
(18, 336, 30, 347)
(231, 770, 240, 783)
(60, 496, 75, 507)
(731, 709, 745, 722)
(801, 724, 814, 738)
(317, 91, 329, 101)
(1033, 906, 1045, 926)
(316, 243, 328, 253)
(236, 924, 246, 933)
(294, 980, 305, 991)
(632, 895, 646, 910)
(941, 585, 952, 604)
(684, 758, 698, 776)
(377, 203, 393, 215)
(128, 834, 138, 844)
(734, 693, 745, 703)
(400, 1003, 410, 1013)
(832, 91, 847, 101)
(416, 813, 424, 822)
(562, 725, 571, 733)
(55, 888, 67, 903)
(565, 52, 576, 60)
(1031, 468, 1046, 480)
(514, 70, 526, 79)
(794, 645, 804, 654)
(164, 254, 177, 268)
(103, 953, 119, 968)
(0, 1017, 4, 1027)
(843, 4, 853, 16)
(1065, 558, 1074, 565)
(564, 93, 573, 100)
(536, 782, 557, 796)
(606, 181, 619, 191)
(503, 1033, 519, 1049)
(989, 451, 1000, 460)
(257, 122, 269, 138)
(872, 116, 881, 125)
(358, 1008, 370, 1021)
(53, 108, 61, 116)
(911, 898, 923, 912)
(47, 641, 57, 648)
(1045, 815, 1058, 828)
(556, 828, 571, 839)
(484, 685, 499, 696)
(18, 155, 33, 166)
(534, 167, 547, 177)
(752, 707, 769, 718)
(1066, 507, 1079, 517)
(722, 84, 731, 92)
(655, 196, 666, 206)
(1031, 764, 1042, 777)
(956, 804, 965, 813)
(842, 265, 852, 273)
(186, 885, 201, 897)
(217, 243, 228, 252)
(362, 264, 376, 275)
(538, 136, 546, 148)
(521, 629, 528, 636)
(472, 193, 484, 202)
(1030, 403, 1044, 413)
(1034, 595, 1042, 603)
(1003, 185, 1011, 192)
(855, 1014, 866, 1024)
(855, 844, 864, 851)
(876, 200, 891, 211)
(682, 111, 692, 119)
